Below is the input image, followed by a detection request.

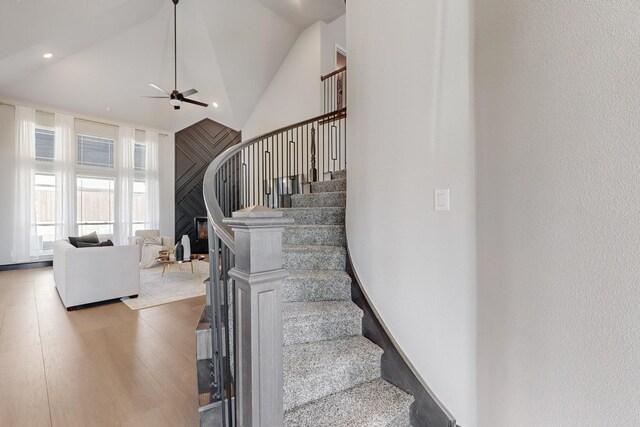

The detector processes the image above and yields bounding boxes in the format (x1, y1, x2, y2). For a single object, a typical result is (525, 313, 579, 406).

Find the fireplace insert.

(193, 217, 208, 253)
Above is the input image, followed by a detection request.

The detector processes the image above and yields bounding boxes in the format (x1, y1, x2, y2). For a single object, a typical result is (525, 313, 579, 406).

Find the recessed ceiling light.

(43, 53, 53, 59)
(212, 102, 219, 108)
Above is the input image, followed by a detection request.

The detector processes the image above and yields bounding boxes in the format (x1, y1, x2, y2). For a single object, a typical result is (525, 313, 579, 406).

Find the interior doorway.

(335, 46, 346, 110)
(336, 46, 347, 70)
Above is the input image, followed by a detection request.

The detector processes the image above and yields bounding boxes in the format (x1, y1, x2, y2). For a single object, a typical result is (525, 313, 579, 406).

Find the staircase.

(278, 170, 414, 426)
(200, 66, 458, 426)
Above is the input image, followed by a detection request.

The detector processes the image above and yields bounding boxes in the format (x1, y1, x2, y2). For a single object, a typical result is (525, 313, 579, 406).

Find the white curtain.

(12, 106, 37, 262)
(54, 113, 76, 240)
(145, 131, 160, 230)
(117, 126, 135, 245)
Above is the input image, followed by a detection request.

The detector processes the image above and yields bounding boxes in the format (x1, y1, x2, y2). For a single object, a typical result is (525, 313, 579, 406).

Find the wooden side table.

(155, 254, 206, 277)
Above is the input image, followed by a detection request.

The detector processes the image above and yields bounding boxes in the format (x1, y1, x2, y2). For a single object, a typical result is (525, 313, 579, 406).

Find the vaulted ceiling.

(0, 0, 344, 133)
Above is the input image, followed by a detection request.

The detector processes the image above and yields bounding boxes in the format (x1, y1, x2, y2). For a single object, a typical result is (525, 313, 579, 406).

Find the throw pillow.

(143, 236, 163, 246)
(68, 231, 100, 248)
(76, 239, 114, 248)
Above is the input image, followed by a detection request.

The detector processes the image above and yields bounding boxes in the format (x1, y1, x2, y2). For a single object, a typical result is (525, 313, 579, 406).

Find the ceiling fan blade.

(149, 83, 170, 95)
(180, 88, 198, 97)
(142, 96, 170, 98)
(182, 98, 208, 108)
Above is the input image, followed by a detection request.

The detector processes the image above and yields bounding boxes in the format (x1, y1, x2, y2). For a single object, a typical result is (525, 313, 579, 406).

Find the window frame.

(75, 174, 116, 237)
(33, 126, 57, 255)
(132, 179, 147, 233)
(33, 172, 57, 253)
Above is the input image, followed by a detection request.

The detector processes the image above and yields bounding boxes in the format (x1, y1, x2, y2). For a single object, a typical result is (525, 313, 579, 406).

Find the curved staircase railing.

(204, 107, 348, 250)
(200, 107, 347, 425)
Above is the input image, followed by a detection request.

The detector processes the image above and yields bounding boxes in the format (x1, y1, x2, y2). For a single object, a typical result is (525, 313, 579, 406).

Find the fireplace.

(193, 217, 208, 253)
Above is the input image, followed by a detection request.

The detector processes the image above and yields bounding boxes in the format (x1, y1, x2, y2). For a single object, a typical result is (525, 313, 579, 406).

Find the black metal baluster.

(325, 116, 328, 177)
(303, 124, 307, 188)
(210, 235, 223, 403)
(222, 243, 234, 427)
(264, 149, 271, 208)
(259, 139, 263, 207)
(310, 125, 317, 182)
(271, 136, 275, 207)
(252, 144, 257, 206)
(295, 127, 299, 181)
(331, 124, 338, 173)
(230, 248, 237, 425)
(279, 132, 283, 206)
(231, 155, 235, 213)
(332, 76, 335, 113)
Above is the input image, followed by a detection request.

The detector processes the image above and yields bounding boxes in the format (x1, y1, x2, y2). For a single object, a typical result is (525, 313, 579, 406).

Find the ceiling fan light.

(169, 98, 182, 107)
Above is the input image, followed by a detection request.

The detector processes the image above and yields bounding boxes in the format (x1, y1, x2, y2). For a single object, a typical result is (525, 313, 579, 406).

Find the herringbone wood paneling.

(175, 119, 241, 253)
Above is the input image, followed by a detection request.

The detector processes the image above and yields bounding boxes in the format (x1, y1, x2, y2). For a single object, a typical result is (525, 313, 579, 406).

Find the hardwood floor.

(0, 267, 205, 427)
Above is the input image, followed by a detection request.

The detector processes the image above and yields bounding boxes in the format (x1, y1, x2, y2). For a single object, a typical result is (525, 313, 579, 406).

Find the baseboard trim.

(345, 246, 457, 427)
(0, 260, 53, 271)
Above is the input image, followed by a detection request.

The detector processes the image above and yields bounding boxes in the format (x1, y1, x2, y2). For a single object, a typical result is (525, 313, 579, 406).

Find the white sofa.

(53, 240, 140, 310)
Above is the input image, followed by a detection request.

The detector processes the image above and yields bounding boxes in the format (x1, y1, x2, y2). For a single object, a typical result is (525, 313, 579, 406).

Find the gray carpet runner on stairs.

(279, 171, 414, 426)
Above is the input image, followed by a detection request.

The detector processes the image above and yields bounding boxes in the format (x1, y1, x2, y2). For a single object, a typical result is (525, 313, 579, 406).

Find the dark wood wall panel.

(175, 119, 241, 253)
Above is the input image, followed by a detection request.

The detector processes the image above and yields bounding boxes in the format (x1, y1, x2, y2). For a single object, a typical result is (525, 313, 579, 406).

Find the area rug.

(121, 260, 209, 310)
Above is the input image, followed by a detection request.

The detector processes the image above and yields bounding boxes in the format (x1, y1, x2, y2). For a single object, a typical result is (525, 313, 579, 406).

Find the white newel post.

(223, 206, 293, 427)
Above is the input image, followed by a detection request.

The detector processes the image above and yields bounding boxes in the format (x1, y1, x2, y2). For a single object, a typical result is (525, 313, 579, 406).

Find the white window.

(133, 142, 148, 231)
(135, 143, 146, 171)
(132, 180, 147, 234)
(34, 173, 56, 252)
(77, 134, 115, 168)
(35, 128, 55, 162)
(76, 176, 115, 236)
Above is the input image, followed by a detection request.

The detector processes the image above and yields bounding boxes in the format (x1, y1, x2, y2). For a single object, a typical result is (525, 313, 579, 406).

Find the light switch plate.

(434, 189, 450, 211)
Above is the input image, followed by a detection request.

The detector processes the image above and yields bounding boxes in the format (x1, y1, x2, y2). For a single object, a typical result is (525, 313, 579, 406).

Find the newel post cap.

(222, 205, 294, 229)
(222, 205, 293, 274)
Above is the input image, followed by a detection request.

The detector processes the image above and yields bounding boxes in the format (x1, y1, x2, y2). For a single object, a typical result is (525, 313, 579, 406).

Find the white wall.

(0, 102, 175, 265)
(242, 21, 324, 140)
(242, 16, 346, 140)
(0, 105, 16, 265)
(476, 1, 640, 426)
(321, 14, 346, 76)
(346, 1, 476, 425)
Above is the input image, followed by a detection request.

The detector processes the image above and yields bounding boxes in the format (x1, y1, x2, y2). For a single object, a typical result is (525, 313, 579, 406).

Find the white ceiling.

(254, 0, 345, 28)
(0, 0, 342, 133)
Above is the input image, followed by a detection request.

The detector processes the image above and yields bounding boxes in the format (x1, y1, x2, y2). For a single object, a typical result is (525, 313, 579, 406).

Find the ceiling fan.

(144, 0, 207, 110)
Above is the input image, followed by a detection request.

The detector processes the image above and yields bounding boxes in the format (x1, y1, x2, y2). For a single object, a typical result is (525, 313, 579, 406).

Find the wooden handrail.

(321, 66, 347, 81)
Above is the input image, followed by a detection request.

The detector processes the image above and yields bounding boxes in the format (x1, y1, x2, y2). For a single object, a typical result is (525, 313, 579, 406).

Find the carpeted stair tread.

(279, 207, 345, 225)
(283, 270, 352, 302)
(291, 191, 346, 208)
(311, 178, 346, 193)
(284, 378, 414, 427)
(283, 245, 346, 271)
(283, 301, 362, 345)
(332, 170, 347, 180)
(284, 301, 361, 322)
(283, 336, 383, 410)
(278, 170, 413, 423)
(283, 224, 346, 246)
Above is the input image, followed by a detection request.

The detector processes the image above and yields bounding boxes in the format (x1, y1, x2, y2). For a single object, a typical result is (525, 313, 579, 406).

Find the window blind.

(35, 128, 54, 162)
(76, 134, 115, 168)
